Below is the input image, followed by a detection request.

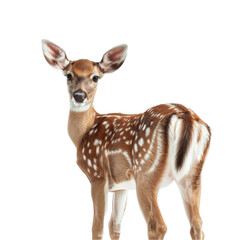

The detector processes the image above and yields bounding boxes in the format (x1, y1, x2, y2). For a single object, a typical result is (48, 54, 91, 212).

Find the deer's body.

(42, 40, 211, 240)
(74, 104, 210, 189)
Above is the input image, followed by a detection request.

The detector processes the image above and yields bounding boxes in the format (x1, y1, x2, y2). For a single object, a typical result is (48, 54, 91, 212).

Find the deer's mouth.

(70, 97, 91, 112)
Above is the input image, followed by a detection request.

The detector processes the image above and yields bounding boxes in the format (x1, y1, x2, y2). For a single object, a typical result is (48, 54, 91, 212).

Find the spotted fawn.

(42, 40, 211, 240)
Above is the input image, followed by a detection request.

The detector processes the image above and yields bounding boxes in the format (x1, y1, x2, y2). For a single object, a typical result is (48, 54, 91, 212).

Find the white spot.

(145, 127, 150, 137)
(94, 139, 101, 146)
(105, 124, 110, 129)
(87, 168, 91, 173)
(96, 146, 100, 155)
(93, 158, 97, 163)
(142, 124, 146, 130)
(102, 121, 108, 125)
(138, 138, 144, 146)
(93, 164, 97, 171)
(83, 155, 86, 161)
(145, 152, 150, 160)
(88, 159, 92, 167)
(134, 143, 138, 152)
(87, 142, 90, 147)
(89, 149, 92, 154)
(89, 130, 94, 135)
(140, 159, 145, 165)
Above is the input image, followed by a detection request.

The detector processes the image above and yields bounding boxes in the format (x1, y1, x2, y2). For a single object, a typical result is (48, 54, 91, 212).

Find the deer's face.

(64, 60, 102, 112)
(42, 40, 128, 112)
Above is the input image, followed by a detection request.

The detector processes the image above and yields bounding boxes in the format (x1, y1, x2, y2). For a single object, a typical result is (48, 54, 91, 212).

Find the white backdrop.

(0, 0, 240, 239)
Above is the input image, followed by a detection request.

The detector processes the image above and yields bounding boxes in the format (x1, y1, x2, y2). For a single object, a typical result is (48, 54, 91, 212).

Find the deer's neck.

(68, 106, 96, 148)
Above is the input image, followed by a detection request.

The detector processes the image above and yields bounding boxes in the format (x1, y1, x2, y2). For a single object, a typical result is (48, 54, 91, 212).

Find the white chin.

(70, 98, 91, 112)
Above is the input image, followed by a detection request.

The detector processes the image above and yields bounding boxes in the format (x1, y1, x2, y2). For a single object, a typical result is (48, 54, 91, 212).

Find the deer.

(42, 39, 211, 240)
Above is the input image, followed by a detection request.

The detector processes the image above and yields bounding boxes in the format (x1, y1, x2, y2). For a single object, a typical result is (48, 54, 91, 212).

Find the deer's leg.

(91, 180, 108, 240)
(136, 182, 167, 240)
(109, 190, 128, 240)
(177, 162, 204, 240)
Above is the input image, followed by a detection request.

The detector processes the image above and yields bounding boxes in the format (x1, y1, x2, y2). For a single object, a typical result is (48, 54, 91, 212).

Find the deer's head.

(42, 40, 128, 112)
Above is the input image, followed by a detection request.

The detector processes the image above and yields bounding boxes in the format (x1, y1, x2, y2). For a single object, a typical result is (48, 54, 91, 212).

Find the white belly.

(109, 178, 136, 192)
(108, 175, 173, 192)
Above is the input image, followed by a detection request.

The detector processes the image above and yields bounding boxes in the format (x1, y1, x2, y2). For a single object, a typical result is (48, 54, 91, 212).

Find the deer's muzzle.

(73, 89, 87, 103)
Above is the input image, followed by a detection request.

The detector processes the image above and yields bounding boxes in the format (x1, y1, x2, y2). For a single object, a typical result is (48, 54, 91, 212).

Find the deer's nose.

(73, 89, 87, 103)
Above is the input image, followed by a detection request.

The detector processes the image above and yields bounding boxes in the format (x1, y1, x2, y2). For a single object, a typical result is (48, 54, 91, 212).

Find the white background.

(0, 0, 240, 239)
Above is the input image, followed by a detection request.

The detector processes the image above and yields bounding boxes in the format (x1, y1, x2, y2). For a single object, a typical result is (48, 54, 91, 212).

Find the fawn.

(42, 40, 211, 240)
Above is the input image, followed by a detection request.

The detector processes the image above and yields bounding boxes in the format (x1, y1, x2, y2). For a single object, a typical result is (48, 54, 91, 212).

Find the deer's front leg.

(91, 179, 108, 240)
(109, 190, 128, 240)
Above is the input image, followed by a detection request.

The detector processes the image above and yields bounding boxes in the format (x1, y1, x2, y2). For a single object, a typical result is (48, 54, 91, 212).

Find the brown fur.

(72, 59, 95, 76)
(68, 106, 95, 148)
(91, 179, 107, 240)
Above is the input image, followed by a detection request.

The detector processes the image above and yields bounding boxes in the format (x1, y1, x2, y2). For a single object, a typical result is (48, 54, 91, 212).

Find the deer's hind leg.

(177, 161, 205, 240)
(109, 190, 128, 240)
(136, 180, 167, 240)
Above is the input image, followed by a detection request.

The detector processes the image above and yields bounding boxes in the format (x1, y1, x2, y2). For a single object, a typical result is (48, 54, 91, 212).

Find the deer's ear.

(42, 39, 69, 70)
(99, 44, 128, 73)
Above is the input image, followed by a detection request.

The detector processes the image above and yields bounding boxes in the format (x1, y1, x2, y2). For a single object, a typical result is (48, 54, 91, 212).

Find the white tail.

(42, 40, 211, 240)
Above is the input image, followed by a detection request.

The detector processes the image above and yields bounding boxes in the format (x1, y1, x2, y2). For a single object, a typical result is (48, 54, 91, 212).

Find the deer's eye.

(93, 76, 99, 82)
(67, 73, 73, 81)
